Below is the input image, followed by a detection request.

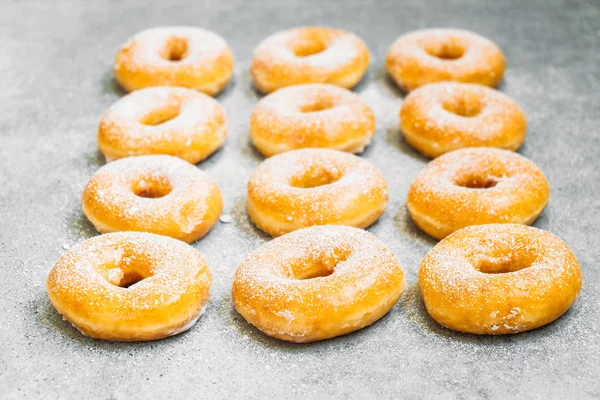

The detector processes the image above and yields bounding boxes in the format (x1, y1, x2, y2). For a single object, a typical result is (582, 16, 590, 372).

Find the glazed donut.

(114, 26, 233, 96)
(98, 87, 227, 163)
(232, 225, 405, 342)
(407, 148, 550, 240)
(251, 26, 370, 93)
(419, 224, 582, 334)
(47, 232, 213, 341)
(400, 82, 527, 158)
(247, 149, 388, 236)
(82, 155, 222, 243)
(250, 84, 375, 157)
(386, 28, 505, 92)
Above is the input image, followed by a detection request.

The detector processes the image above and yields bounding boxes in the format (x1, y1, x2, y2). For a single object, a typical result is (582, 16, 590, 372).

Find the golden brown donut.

(407, 148, 550, 240)
(98, 87, 227, 163)
(47, 232, 213, 341)
(114, 26, 233, 96)
(400, 82, 527, 158)
(232, 225, 406, 342)
(386, 28, 505, 92)
(419, 224, 582, 335)
(82, 155, 222, 243)
(247, 149, 388, 236)
(251, 26, 370, 93)
(250, 83, 375, 157)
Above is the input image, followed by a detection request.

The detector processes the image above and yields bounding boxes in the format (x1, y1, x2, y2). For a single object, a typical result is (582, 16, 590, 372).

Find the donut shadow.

(220, 292, 400, 351)
(36, 294, 197, 349)
(374, 65, 407, 99)
(238, 68, 265, 100)
(101, 70, 127, 97)
(230, 197, 271, 242)
(215, 75, 237, 102)
(394, 204, 438, 247)
(86, 150, 106, 169)
(64, 206, 99, 242)
(238, 129, 265, 163)
(384, 125, 430, 164)
(349, 68, 372, 95)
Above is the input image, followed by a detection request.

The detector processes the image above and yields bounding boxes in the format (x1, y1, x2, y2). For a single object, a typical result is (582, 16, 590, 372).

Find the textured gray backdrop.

(1, 0, 599, 398)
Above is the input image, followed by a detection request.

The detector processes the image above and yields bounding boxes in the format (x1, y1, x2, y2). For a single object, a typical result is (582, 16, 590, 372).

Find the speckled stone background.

(1, 0, 599, 398)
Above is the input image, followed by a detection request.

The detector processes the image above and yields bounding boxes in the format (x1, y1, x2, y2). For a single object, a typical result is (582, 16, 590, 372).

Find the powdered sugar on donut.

(82, 155, 223, 243)
(46, 232, 213, 341)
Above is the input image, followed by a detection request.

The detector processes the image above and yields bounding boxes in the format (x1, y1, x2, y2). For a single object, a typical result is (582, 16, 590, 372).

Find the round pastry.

(419, 224, 582, 334)
(98, 87, 227, 163)
(407, 148, 550, 240)
(82, 155, 222, 243)
(47, 232, 213, 341)
(400, 82, 527, 158)
(251, 26, 370, 93)
(386, 28, 505, 92)
(114, 26, 233, 96)
(232, 225, 406, 342)
(247, 149, 388, 236)
(250, 83, 375, 157)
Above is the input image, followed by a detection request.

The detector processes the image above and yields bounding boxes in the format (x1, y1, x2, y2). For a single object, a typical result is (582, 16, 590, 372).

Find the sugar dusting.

(46, 232, 213, 338)
(232, 225, 406, 337)
(98, 86, 227, 161)
(419, 224, 582, 334)
(407, 147, 550, 232)
(247, 149, 388, 230)
(82, 155, 222, 238)
(250, 83, 375, 154)
(251, 27, 369, 90)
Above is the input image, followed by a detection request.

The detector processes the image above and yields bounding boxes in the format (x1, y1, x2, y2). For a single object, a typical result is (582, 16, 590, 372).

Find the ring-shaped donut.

(251, 26, 370, 93)
(114, 26, 233, 96)
(98, 87, 227, 163)
(82, 155, 223, 243)
(232, 225, 406, 342)
(250, 83, 375, 156)
(400, 82, 527, 158)
(407, 148, 550, 240)
(419, 224, 582, 334)
(386, 28, 505, 92)
(247, 149, 388, 237)
(47, 232, 213, 341)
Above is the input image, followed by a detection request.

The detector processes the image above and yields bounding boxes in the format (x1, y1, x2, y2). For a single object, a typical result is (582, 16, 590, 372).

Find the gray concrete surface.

(1, 0, 599, 398)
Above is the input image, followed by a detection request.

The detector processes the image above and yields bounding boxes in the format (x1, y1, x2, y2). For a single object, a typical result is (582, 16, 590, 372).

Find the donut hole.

(289, 165, 343, 188)
(291, 39, 327, 57)
(291, 247, 352, 279)
(160, 36, 189, 62)
(424, 38, 466, 60)
(139, 104, 181, 126)
(299, 98, 335, 113)
(102, 254, 154, 288)
(132, 176, 173, 198)
(455, 174, 499, 189)
(108, 268, 149, 288)
(476, 256, 534, 274)
(442, 93, 483, 118)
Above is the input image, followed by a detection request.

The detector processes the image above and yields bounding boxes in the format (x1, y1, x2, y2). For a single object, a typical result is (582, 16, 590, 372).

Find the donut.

(47, 232, 213, 341)
(250, 83, 375, 157)
(114, 26, 233, 96)
(232, 225, 405, 342)
(82, 155, 222, 243)
(419, 224, 582, 334)
(247, 149, 388, 236)
(251, 27, 370, 93)
(407, 148, 550, 240)
(98, 87, 227, 163)
(386, 28, 505, 92)
(399, 82, 527, 158)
